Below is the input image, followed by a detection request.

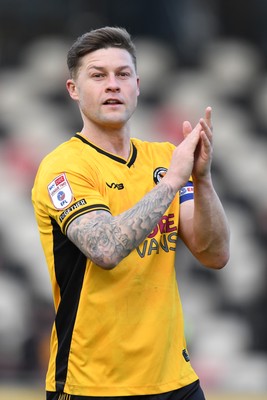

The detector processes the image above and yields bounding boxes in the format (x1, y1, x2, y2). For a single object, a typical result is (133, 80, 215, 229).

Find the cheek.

(80, 90, 96, 107)
(128, 83, 139, 101)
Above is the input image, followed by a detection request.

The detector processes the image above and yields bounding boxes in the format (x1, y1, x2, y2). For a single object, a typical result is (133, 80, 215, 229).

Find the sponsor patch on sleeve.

(47, 173, 73, 210)
(179, 181, 194, 204)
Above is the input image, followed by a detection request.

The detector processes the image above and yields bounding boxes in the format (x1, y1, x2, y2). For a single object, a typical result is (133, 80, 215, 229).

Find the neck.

(80, 122, 131, 159)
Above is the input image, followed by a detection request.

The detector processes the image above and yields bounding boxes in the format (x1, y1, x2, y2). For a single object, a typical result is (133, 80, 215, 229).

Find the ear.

(136, 76, 140, 97)
(66, 79, 79, 101)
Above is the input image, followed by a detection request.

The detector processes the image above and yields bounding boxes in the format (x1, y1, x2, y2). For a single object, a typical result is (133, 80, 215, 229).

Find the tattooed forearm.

(67, 181, 176, 269)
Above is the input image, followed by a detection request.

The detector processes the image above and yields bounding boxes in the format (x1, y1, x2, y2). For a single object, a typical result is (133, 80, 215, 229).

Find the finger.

(205, 106, 213, 131)
(199, 118, 212, 143)
(182, 120, 193, 138)
(200, 130, 213, 156)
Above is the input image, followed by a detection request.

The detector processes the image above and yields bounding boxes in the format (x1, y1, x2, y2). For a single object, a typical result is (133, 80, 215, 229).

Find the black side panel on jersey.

(51, 217, 87, 392)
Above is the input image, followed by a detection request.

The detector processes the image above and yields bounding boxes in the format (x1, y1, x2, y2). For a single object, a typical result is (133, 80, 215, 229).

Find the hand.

(183, 107, 213, 180)
(163, 118, 202, 191)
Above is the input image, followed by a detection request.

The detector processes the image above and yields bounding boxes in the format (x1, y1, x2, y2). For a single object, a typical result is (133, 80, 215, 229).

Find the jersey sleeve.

(32, 156, 110, 236)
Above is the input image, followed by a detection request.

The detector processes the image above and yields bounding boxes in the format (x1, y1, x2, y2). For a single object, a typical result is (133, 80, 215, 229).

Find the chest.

(101, 159, 155, 214)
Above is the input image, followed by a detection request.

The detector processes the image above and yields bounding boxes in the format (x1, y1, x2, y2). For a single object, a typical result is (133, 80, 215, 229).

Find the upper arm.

(67, 209, 129, 269)
(36, 162, 117, 267)
(179, 199, 194, 250)
(178, 179, 195, 250)
(40, 159, 110, 235)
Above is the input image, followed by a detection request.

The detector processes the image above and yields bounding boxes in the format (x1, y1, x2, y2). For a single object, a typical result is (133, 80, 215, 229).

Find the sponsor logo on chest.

(106, 182, 125, 190)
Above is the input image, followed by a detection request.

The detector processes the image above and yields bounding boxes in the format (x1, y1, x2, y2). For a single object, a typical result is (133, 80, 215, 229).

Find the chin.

(102, 115, 129, 128)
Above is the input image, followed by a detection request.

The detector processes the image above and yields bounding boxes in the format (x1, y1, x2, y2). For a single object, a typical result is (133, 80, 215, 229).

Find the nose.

(105, 74, 120, 92)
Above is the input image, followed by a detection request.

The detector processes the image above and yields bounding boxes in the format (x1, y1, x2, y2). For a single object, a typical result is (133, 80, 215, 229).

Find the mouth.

(103, 99, 123, 105)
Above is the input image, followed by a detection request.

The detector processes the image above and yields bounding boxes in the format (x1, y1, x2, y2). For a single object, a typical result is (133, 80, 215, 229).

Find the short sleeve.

(32, 157, 110, 236)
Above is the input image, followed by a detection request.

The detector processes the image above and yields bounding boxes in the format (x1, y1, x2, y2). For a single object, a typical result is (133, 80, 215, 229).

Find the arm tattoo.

(67, 182, 176, 268)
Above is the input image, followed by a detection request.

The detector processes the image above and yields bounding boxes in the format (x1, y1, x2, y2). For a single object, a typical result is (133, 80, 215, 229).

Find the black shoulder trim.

(62, 204, 111, 234)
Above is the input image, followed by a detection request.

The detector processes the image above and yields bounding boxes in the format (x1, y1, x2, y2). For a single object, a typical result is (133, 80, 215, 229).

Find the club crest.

(153, 167, 167, 185)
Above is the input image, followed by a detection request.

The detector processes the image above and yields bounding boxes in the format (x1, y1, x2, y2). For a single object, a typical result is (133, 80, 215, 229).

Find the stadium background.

(0, 1, 267, 399)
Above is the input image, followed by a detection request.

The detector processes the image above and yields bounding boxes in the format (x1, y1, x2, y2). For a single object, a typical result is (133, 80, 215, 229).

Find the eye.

(117, 71, 131, 79)
(92, 73, 105, 79)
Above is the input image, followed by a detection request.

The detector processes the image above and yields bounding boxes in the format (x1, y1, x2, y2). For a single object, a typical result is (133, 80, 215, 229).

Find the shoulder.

(35, 134, 96, 178)
(41, 135, 86, 164)
(32, 135, 100, 199)
(132, 137, 176, 154)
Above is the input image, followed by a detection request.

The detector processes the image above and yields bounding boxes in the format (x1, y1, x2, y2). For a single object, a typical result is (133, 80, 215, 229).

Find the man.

(32, 26, 230, 400)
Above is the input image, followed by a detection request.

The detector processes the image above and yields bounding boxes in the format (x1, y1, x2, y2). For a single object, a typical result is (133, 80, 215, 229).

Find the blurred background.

(0, 0, 267, 399)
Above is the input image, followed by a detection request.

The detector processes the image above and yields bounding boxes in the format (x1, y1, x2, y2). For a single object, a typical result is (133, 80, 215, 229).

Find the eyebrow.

(87, 65, 133, 71)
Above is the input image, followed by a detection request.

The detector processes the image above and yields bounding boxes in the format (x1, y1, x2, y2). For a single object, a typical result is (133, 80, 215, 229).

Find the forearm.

(191, 176, 230, 268)
(67, 181, 177, 269)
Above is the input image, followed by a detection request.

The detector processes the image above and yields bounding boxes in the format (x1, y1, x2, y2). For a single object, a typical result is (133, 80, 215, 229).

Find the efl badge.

(48, 173, 73, 210)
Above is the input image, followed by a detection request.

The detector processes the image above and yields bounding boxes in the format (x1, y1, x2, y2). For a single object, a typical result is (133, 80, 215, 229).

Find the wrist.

(192, 172, 212, 185)
(160, 172, 185, 194)
(193, 174, 215, 196)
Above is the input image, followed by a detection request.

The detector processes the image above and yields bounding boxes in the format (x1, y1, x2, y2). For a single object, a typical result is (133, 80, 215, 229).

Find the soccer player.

(32, 26, 230, 400)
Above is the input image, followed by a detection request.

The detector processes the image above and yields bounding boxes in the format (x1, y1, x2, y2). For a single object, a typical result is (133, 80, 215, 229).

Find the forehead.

(81, 47, 135, 71)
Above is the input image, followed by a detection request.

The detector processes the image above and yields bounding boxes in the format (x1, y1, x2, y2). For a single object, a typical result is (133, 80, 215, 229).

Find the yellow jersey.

(32, 133, 198, 396)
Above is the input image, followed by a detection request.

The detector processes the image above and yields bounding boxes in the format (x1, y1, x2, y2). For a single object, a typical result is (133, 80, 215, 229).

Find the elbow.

(79, 245, 126, 270)
(196, 234, 231, 270)
(219, 250, 230, 269)
(216, 244, 230, 269)
(194, 240, 230, 269)
(91, 253, 126, 270)
(92, 248, 132, 270)
(212, 255, 229, 270)
(89, 256, 119, 270)
(203, 249, 230, 270)
(97, 261, 119, 270)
